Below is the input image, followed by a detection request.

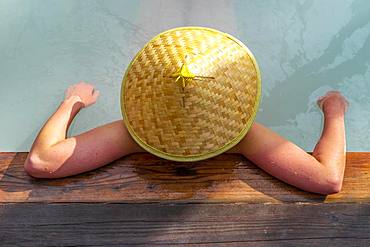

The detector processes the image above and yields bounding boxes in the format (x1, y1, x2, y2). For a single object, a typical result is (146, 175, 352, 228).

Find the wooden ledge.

(0, 152, 369, 203)
(1, 203, 369, 246)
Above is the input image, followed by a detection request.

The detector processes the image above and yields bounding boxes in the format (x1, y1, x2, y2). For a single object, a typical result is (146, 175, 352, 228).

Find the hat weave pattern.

(121, 27, 261, 161)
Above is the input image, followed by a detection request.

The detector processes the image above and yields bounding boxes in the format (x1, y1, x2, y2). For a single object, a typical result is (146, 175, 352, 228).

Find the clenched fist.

(65, 81, 100, 107)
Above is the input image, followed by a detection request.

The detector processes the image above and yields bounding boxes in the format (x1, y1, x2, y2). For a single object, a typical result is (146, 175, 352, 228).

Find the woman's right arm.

(230, 91, 348, 195)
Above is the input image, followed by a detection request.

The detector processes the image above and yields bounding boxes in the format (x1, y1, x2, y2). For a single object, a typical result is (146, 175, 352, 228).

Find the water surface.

(0, 0, 369, 151)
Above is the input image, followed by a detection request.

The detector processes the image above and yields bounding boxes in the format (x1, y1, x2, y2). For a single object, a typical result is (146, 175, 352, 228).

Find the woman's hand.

(317, 91, 349, 117)
(65, 81, 100, 108)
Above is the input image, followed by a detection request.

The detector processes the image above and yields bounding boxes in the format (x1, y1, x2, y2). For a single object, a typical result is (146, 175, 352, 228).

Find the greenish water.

(1, 0, 369, 151)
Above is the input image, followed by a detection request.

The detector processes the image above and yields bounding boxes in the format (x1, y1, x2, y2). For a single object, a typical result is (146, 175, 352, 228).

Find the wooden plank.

(0, 203, 369, 246)
(0, 152, 369, 203)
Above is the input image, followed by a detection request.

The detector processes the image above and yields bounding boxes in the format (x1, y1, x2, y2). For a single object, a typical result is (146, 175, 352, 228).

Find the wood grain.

(0, 152, 369, 203)
(0, 153, 369, 246)
(0, 203, 369, 246)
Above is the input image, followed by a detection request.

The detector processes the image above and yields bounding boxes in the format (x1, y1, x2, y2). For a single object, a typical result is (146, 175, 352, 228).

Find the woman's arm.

(229, 91, 348, 195)
(26, 81, 347, 196)
(24, 82, 143, 178)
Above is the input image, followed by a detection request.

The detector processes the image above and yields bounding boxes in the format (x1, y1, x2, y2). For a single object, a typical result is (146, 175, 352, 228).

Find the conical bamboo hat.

(121, 27, 261, 162)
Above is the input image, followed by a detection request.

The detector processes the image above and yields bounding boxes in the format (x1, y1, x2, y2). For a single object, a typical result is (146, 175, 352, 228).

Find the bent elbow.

(24, 154, 54, 178)
(320, 175, 343, 195)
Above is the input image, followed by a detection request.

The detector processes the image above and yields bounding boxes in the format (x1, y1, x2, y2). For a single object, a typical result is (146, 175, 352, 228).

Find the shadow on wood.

(0, 152, 369, 203)
(0, 152, 369, 245)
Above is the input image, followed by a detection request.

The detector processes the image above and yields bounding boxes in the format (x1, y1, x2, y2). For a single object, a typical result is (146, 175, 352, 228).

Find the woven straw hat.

(121, 27, 261, 162)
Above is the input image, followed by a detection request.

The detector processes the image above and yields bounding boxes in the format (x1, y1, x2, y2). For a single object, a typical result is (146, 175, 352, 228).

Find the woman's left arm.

(24, 82, 142, 178)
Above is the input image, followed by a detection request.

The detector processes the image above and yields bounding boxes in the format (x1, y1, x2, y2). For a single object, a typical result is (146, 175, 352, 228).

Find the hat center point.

(171, 63, 195, 88)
